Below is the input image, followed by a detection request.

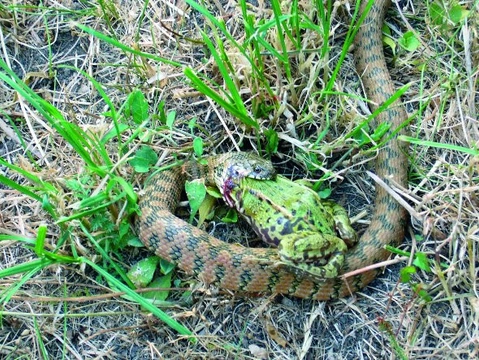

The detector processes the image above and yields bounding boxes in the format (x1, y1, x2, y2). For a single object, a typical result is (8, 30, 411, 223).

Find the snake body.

(139, 0, 408, 300)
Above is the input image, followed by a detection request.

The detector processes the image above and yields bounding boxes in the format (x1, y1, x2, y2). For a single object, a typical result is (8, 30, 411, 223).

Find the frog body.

(223, 175, 358, 279)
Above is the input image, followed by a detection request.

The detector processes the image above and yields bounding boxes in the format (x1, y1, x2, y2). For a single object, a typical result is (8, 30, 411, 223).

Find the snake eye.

(254, 165, 262, 174)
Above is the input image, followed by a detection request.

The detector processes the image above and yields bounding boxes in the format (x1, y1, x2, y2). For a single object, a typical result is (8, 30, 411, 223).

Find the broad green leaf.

(429, 3, 446, 25)
(142, 272, 173, 302)
(206, 186, 223, 199)
(126, 90, 149, 124)
(127, 256, 160, 288)
(198, 194, 216, 227)
(317, 188, 332, 199)
(382, 36, 396, 55)
(449, 5, 469, 24)
(160, 259, 176, 275)
(193, 137, 204, 157)
(127, 237, 144, 247)
(414, 233, 424, 242)
(222, 208, 238, 223)
(399, 265, 416, 283)
(413, 252, 431, 272)
(382, 24, 396, 54)
(398, 31, 420, 52)
(166, 110, 176, 130)
(130, 146, 159, 173)
(185, 179, 207, 223)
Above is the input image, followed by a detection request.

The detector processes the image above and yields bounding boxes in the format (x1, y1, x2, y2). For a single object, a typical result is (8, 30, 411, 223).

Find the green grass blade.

(321, 0, 373, 101)
(0, 234, 36, 245)
(271, 0, 292, 78)
(0, 61, 104, 176)
(34, 317, 49, 360)
(0, 259, 53, 279)
(184, 67, 259, 129)
(81, 257, 193, 338)
(34, 225, 47, 257)
(185, 0, 241, 51)
(0, 174, 43, 202)
(75, 23, 183, 67)
(399, 136, 479, 155)
(200, 32, 251, 120)
(0, 260, 53, 305)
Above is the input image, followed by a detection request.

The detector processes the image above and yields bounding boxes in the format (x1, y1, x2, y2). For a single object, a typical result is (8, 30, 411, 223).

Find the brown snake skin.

(139, 0, 408, 300)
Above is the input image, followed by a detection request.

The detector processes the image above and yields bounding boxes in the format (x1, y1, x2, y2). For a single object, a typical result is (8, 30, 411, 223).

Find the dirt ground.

(1, 0, 478, 359)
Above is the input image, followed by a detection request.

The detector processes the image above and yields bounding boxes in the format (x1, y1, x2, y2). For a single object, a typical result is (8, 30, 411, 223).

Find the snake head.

(215, 152, 276, 207)
(226, 156, 277, 181)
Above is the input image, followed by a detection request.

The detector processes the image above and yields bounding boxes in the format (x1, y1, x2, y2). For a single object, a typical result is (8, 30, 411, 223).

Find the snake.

(138, 0, 408, 300)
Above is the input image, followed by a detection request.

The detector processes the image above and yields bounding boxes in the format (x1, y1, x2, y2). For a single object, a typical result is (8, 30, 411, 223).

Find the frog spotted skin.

(223, 175, 358, 279)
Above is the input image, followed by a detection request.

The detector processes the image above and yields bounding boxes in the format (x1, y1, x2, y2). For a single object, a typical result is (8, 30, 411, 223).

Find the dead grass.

(1, 0, 478, 359)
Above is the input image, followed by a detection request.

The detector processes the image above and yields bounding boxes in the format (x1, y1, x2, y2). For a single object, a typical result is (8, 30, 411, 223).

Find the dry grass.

(1, 0, 478, 359)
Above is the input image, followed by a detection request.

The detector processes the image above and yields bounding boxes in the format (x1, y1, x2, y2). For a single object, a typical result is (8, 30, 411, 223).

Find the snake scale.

(139, 0, 408, 300)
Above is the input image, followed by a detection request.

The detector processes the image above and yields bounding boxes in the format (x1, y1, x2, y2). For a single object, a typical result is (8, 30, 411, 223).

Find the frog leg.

(277, 231, 348, 279)
(321, 200, 358, 247)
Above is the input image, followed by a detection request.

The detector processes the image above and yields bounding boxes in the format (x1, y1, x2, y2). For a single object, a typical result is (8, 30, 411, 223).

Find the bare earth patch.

(1, 0, 478, 359)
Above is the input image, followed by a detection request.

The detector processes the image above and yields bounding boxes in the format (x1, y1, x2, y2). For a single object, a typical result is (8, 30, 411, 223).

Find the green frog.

(221, 174, 358, 279)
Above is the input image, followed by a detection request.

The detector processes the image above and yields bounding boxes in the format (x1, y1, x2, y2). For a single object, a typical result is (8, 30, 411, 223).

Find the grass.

(0, 0, 478, 358)
(0, 56, 192, 337)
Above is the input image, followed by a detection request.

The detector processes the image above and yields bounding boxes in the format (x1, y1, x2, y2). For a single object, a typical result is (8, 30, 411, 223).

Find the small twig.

(341, 256, 408, 279)
(159, 20, 204, 45)
(367, 170, 423, 221)
(10, 287, 190, 303)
